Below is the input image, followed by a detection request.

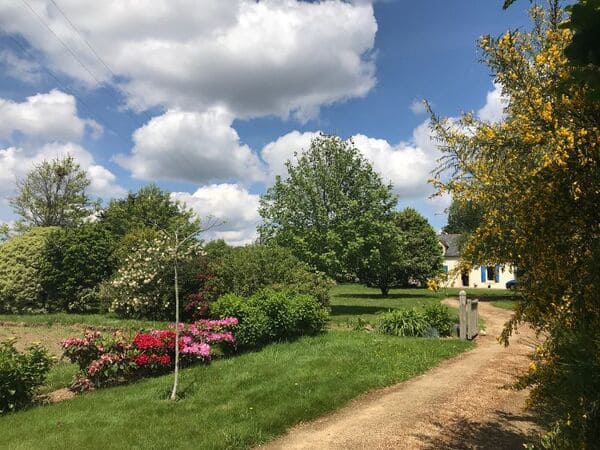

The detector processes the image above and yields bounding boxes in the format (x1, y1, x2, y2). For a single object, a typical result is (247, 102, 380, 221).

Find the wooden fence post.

(459, 290, 467, 340)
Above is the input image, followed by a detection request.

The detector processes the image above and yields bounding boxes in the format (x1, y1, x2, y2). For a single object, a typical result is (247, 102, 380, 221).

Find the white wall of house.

(441, 256, 515, 289)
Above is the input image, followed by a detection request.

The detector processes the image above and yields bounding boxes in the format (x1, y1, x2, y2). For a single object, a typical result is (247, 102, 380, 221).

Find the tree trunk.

(380, 285, 389, 296)
(170, 256, 180, 401)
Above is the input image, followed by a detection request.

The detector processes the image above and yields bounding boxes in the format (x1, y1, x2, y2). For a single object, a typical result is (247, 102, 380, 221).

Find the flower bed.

(62, 318, 237, 391)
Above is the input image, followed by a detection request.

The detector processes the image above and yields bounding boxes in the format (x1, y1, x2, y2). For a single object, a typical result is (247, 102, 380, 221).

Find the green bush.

(423, 304, 454, 337)
(376, 308, 430, 337)
(211, 290, 328, 350)
(42, 223, 116, 312)
(0, 227, 58, 313)
(210, 244, 333, 306)
(0, 339, 53, 414)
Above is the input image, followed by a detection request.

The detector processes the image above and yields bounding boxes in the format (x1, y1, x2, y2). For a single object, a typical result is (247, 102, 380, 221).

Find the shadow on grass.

(418, 411, 541, 450)
(330, 305, 393, 316)
(333, 292, 437, 300)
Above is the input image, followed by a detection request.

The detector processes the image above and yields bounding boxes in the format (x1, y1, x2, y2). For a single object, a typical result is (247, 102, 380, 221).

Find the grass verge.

(0, 331, 472, 449)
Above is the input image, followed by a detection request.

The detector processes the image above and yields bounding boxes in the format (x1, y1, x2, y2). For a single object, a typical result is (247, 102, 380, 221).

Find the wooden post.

(459, 290, 467, 340)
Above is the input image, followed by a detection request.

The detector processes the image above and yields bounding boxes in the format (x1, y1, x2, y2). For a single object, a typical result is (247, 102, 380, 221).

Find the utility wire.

(20, 0, 104, 85)
(6, 33, 133, 149)
(47, 0, 155, 121)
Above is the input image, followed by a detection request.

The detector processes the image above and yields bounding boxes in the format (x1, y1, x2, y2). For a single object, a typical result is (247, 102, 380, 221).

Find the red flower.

(134, 354, 150, 366)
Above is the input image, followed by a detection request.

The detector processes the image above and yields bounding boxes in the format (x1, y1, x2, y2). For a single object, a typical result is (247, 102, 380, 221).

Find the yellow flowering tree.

(430, 2, 600, 447)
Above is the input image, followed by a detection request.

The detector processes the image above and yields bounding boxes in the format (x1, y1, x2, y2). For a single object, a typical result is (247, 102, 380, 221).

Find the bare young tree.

(159, 216, 221, 401)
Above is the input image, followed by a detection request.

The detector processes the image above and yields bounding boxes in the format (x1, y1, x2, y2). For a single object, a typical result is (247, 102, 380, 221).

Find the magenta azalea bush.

(62, 317, 237, 391)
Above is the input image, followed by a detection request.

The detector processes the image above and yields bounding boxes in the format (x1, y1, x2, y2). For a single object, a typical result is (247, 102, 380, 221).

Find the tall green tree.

(443, 199, 484, 234)
(10, 155, 96, 228)
(357, 208, 442, 295)
(395, 208, 443, 286)
(258, 134, 398, 279)
(99, 184, 199, 240)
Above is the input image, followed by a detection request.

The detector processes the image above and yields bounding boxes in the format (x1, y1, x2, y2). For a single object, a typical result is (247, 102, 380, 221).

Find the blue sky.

(0, 0, 530, 244)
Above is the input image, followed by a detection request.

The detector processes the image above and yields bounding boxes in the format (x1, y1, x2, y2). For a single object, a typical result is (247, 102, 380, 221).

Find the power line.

(20, 0, 104, 85)
(6, 33, 133, 149)
(46, 0, 154, 121)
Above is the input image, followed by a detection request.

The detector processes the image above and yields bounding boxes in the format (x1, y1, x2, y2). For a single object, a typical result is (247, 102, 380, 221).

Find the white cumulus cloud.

(116, 108, 265, 184)
(0, 89, 100, 142)
(172, 183, 260, 246)
(477, 83, 508, 123)
(1, 0, 377, 120)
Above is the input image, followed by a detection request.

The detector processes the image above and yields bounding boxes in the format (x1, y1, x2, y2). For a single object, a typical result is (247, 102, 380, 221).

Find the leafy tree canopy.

(99, 184, 199, 240)
(10, 155, 96, 229)
(443, 199, 485, 235)
(357, 208, 442, 295)
(258, 134, 398, 279)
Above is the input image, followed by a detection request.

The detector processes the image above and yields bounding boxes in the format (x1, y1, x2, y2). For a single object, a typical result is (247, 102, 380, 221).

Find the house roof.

(437, 233, 461, 257)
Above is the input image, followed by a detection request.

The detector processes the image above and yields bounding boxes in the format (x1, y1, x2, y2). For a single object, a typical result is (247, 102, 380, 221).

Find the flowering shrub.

(62, 317, 237, 390)
(101, 234, 203, 320)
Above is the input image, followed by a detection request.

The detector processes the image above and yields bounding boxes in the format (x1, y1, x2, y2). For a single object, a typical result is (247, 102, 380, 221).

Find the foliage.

(376, 309, 430, 337)
(211, 290, 328, 350)
(62, 319, 237, 390)
(0, 227, 58, 313)
(394, 208, 443, 286)
(210, 244, 333, 306)
(99, 184, 199, 241)
(0, 224, 9, 242)
(357, 208, 442, 295)
(259, 134, 398, 280)
(443, 199, 485, 234)
(0, 339, 53, 414)
(101, 233, 202, 320)
(42, 223, 116, 312)
(560, 0, 600, 102)
(10, 155, 97, 228)
(355, 219, 406, 296)
(430, 4, 600, 447)
(423, 304, 454, 337)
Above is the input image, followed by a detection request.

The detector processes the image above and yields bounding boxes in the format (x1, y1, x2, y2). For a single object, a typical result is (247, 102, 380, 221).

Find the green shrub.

(288, 293, 329, 336)
(211, 290, 328, 350)
(423, 304, 455, 337)
(376, 308, 430, 337)
(0, 227, 58, 313)
(0, 339, 53, 414)
(42, 223, 116, 312)
(210, 244, 333, 306)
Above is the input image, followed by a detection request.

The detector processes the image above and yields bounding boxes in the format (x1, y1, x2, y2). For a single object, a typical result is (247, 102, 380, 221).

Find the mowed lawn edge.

(0, 331, 473, 450)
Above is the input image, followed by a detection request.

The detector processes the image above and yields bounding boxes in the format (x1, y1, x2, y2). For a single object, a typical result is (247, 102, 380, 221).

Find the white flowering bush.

(103, 233, 201, 320)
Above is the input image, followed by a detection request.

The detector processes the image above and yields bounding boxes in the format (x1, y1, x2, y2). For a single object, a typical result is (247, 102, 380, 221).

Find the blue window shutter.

(480, 266, 486, 282)
(495, 265, 500, 282)
(444, 265, 448, 273)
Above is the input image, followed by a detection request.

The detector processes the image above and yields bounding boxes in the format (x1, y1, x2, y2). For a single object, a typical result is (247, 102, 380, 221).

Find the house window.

(487, 266, 495, 281)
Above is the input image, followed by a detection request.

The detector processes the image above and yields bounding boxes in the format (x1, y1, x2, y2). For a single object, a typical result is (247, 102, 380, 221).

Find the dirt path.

(261, 299, 542, 450)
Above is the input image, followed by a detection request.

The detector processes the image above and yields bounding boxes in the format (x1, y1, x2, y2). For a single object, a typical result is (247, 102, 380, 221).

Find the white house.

(437, 233, 515, 289)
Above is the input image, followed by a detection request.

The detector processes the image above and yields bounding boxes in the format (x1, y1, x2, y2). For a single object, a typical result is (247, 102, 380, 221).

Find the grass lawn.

(0, 312, 166, 330)
(330, 284, 454, 326)
(0, 331, 472, 449)
(39, 362, 79, 394)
